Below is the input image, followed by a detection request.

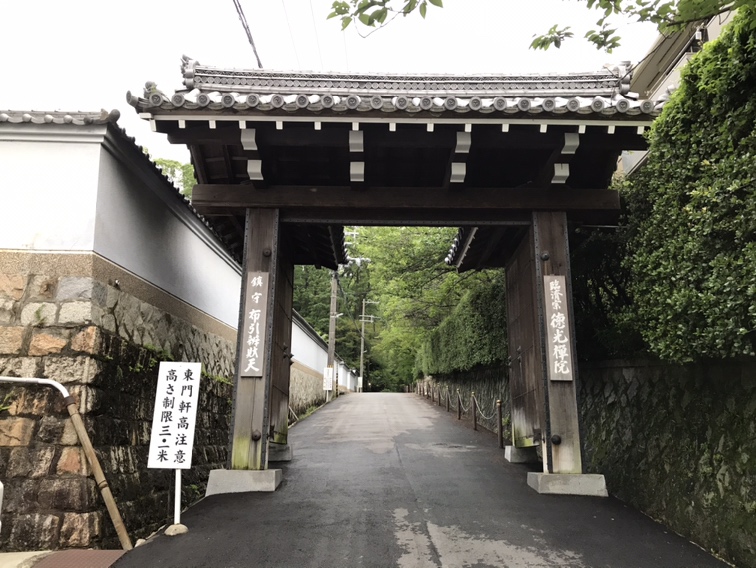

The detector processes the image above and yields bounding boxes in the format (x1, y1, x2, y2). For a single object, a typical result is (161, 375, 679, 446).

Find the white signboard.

(323, 366, 333, 391)
(148, 362, 202, 469)
(240, 272, 269, 378)
(543, 275, 573, 381)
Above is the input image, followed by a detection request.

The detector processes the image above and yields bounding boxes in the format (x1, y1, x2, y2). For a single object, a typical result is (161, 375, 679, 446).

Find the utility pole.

(359, 298, 379, 393)
(359, 298, 366, 393)
(327, 271, 338, 401)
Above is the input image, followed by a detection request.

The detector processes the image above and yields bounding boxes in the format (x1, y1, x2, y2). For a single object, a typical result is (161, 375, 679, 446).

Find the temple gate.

(129, 58, 658, 491)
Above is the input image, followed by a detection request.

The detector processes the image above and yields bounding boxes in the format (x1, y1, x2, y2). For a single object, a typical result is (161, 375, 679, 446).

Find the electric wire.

(232, 0, 263, 68)
(308, 0, 325, 70)
(280, 0, 302, 69)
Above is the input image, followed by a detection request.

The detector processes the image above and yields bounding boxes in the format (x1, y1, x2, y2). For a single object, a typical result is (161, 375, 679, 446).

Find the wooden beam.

(165, 124, 647, 151)
(191, 184, 620, 213)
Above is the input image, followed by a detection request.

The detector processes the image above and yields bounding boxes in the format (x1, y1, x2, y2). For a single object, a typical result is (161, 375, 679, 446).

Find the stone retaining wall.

(289, 362, 327, 417)
(580, 359, 756, 567)
(421, 359, 756, 567)
(0, 271, 234, 550)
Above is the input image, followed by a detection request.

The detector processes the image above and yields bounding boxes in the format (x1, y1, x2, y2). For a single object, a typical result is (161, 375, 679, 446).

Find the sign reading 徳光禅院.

(148, 362, 202, 469)
(240, 272, 269, 378)
(543, 275, 573, 382)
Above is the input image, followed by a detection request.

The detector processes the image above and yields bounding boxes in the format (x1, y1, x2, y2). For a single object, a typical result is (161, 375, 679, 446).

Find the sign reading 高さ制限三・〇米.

(240, 272, 269, 378)
(148, 362, 202, 469)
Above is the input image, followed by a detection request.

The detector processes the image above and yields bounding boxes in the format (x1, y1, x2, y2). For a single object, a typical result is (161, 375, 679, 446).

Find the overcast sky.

(1, 0, 659, 162)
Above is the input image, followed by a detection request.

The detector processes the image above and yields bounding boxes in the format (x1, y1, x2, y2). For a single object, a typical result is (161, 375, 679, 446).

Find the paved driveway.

(114, 393, 727, 568)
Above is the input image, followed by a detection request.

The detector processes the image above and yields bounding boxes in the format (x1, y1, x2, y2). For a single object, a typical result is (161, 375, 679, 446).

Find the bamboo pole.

(472, 392, 478, 431)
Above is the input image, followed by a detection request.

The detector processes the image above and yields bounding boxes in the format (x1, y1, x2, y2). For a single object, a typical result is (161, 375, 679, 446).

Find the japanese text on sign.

(240, 272, 269, 378)
(148, 362, 202, 469)
(543, 275, 573, 382)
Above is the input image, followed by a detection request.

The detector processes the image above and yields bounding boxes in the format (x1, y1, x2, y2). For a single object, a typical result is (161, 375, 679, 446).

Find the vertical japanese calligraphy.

(543, 275, 574, 382)
(240, 272, 269, 378)
(148, 362, 202, 469)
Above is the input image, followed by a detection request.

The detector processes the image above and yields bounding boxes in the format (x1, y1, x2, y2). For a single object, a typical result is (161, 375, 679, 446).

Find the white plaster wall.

(291, 323, 328, 374)
(93, 141, 242, 328)
(0, 127, 101, 251)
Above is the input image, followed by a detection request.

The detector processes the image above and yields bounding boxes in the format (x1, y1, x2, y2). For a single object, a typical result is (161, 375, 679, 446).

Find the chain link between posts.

(472, 394, 497, 421)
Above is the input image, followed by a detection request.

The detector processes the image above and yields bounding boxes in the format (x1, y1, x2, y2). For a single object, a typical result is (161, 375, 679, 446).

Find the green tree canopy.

(329, 0, 748, 51)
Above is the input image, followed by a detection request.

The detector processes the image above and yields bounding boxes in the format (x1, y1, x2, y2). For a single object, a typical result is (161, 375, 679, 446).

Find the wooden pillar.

(505, 227, 547, 452)
(532, 211, 583, 474)
(229, 208, 290, 470)
(269, 232, 294, 446)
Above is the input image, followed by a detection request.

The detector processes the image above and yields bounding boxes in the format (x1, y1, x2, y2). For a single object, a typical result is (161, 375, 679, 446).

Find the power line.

(280, 0, 302, 69)
(308, 0, 325, 70)
(232, 0, 263, 69)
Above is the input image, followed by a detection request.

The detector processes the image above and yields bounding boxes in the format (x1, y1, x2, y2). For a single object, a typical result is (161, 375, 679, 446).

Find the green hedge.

(415, 275, 507, 376)
(623, 8, 756, 361)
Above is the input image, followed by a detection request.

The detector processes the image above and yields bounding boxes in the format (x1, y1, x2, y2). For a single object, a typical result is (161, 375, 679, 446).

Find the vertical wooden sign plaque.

(240, 272, 269, 378)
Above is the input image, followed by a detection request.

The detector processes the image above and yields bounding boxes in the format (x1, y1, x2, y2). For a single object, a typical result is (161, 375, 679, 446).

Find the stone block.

(20, 302, 57, 327)
(7, 447, 54, 478)
(38, 477, 97, 511)
(0, 417, 35, 446)
(0, 356, 39, 378)
(58, 302, 93, 326)
(0, 326, 25, 355)
(0, 298, 14, 324)
(0, 274, 25, 301)
(57, 447, 90, 476)
(29, 331, 68, 356)
(43, 356, 100, 385)
(8, 387, 59, 417)
(527, 472, 608, 497)
(9, 513, 61, 550)
(268, 443, 293, 462)
(27, 276, 57, 300)
(205, 469, 282, 495)
(55, 278, 93, 302)
(37, 416, 69, 444)
(59, 512, 102, 547)
(505, 445, 539, 464)
(70, 326, 101, 354)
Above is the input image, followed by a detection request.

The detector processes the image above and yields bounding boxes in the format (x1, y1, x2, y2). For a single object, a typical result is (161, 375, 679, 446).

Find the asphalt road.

(114, 393, 728, 568)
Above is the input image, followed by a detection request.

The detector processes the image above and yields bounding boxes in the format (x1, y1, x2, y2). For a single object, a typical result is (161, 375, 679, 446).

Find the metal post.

(497, 400, 504, 449)
(457, 389, 461, 420)
(174, 469, 181, 525)
(472, 392, 478, 431)
(446, 388, 450, 412)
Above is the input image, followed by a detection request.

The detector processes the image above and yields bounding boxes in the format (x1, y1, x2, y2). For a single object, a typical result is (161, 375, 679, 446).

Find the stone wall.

(580, 359, 756, 568)
(421, 365, 511, 441)
(0, 271, 234, 550)
(289, 362, 327, 417)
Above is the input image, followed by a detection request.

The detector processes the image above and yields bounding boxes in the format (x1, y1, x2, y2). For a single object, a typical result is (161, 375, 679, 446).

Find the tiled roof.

(126, 56, 663, 117)
(0, 109, 121, 125)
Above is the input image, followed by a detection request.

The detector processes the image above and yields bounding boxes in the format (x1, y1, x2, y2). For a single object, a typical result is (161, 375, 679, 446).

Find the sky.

(1, 0, 660, 163)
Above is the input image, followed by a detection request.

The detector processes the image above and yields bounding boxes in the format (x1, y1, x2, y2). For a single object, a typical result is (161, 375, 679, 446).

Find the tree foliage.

(329, 0, 748, 51)
(154, 158, 197, 198)
(415, 273, 507, 376)
(622, 7, 756, 361)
